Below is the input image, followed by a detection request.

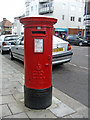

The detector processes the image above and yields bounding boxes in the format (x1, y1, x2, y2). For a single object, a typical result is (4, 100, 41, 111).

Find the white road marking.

(68, 63, 77, 67)
(68, 63, 88, 70)
(79, 66, 88, 70)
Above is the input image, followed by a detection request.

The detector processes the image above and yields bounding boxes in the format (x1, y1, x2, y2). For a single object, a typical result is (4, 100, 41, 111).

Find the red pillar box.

(20, 16, 57, 109)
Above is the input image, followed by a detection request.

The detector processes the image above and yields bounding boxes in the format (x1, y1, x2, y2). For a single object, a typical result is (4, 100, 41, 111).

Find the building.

(0, 18, 12, 35)
(84, 0, 90, 40)
(0, 27, 1, 35)
(12, 15, 25, 35)
(25, 0, 85, 37)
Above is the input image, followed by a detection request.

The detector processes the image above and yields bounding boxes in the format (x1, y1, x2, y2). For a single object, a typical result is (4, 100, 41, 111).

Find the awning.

(55, 28, 68, 32)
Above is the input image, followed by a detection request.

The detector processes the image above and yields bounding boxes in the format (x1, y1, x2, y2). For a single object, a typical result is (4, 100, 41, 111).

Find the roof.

(0, 21, 2, 27)
(0, 19, 12, 27)
(4, 20, 12, 27)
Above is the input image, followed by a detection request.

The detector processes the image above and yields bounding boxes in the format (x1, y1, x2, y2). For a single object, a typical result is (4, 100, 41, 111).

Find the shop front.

(55, 28, 68, 40)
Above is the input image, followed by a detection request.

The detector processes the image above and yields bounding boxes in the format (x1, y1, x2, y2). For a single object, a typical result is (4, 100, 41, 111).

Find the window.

(21, 40, 24, 45)
(62, 15, 65, 20)
(16, 40, 21, 45)
(67, 35, 73, 40)
(4, 36, 18, 41)
(31, 6, 33, 11)
(78, 17, 81, 22)
(70, 16, 75, 21)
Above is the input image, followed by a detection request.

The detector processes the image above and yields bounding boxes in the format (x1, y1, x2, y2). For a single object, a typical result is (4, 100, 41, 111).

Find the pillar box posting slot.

(20, 16, 57, 109)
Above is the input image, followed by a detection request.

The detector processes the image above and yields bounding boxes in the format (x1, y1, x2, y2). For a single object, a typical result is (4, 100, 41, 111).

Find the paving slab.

(26, 109, 57, 118)
(1, 88, 17, 96)
(17, 85, 24, 93)
(0, 96, 2, 105)
(18, 79, 24, 86)
(0, 92, 1, 96)
(70, 113, 87, 118)
(53, 87, 88, 111)
(0, 105, 2, 118)
(13, 93, 24, 101)
(0, 89, 1, 96)
(2, 95, 16, 104)
(8, 74, 24, 82)
(4, 112, 28, 118)
(63, 115, 72, 118)
(2, 81, 24, 94)
(53, 87, 88, 118)
(70, 108, 88, 118)
(48, 96, 75, 118)
(2, 80, 22, 89)
(8, 102, 30, 114)
(0, 78, 2, 90)
(1, 104, 12, 118)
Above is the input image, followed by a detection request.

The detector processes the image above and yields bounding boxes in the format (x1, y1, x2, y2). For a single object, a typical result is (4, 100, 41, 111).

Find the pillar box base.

(24, 86, 52, 109)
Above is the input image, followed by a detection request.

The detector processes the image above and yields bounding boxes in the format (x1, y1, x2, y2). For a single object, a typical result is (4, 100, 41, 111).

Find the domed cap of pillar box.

(20, 15, 57, 27)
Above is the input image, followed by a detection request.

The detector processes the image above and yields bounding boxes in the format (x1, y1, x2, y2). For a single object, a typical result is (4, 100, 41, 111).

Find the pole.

(85, 0, 88, 39)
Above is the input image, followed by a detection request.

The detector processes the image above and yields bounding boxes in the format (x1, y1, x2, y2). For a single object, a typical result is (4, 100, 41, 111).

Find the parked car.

(0, 35, 19, 54)
(10, 35, 73, 65)
(66, 35, 88, 46)
(86, 35, 90, 45)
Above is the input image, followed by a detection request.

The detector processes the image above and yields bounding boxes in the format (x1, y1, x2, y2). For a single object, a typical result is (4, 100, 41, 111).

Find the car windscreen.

(67, 36, 73, 39)
(16, 36, 24, 45)
(4, 36, 18, 41)
(67, 35, 78, 39)
(21, 40, 24, 45)
(19, 36, 24, 41)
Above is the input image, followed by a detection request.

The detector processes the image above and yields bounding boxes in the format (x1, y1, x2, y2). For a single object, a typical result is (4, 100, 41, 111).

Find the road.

(2, 45, 88, 107)
(53, 45, 88, 107)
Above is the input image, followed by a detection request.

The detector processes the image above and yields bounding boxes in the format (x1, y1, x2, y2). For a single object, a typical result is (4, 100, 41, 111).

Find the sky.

(0, 0, 25, 23)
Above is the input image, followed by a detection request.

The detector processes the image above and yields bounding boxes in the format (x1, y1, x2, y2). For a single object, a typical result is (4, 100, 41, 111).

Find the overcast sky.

(0, 0, 25, 23)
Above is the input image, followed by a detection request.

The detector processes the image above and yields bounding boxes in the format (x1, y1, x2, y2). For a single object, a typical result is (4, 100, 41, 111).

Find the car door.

(73, 36, 80, 45)
(68, 36, 74, 44)
(71, 36, 77, 44)
(12, 40, 21, 58)
(0, 36, 2, 50)
(12, 36, 24, 61)
(17, 39, 24, 61)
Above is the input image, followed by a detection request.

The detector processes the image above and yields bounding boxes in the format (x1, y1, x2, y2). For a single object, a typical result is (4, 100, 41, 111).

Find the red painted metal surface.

(20, 16, 57, 89)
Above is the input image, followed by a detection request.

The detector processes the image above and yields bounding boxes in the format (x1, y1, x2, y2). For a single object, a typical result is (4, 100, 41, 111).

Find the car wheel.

(79, 42, 83, 46)
(1, 49, 4, 55)
(10, 51, 14, 60)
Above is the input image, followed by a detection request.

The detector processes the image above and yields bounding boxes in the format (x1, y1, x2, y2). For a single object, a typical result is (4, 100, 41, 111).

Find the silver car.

(10, 36, 73, 65)
(0, 35, 19, 54)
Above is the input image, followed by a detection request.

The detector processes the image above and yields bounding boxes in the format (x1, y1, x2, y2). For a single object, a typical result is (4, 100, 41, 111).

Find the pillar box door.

(20, 16, 57, 109)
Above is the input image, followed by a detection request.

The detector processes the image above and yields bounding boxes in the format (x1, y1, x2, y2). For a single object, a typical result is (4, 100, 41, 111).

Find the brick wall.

(68, 28, 84, 36)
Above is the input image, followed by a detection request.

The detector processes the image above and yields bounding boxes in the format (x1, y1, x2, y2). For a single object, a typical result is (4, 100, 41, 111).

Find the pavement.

(0, 53, 88, 119)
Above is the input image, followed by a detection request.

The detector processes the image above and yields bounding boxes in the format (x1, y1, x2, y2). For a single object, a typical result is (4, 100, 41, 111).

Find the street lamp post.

(85, 0, 88, 39)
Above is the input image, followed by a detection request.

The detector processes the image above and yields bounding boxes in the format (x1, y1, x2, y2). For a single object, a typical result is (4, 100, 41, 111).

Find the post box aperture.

(20, 16, 57, 109)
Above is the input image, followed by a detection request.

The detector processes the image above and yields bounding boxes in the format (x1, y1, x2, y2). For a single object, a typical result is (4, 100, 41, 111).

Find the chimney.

(3, 18, 6, 21)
